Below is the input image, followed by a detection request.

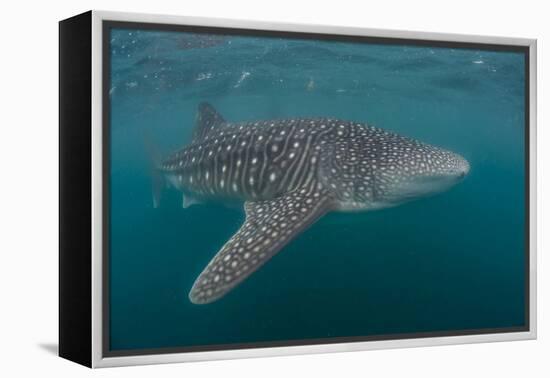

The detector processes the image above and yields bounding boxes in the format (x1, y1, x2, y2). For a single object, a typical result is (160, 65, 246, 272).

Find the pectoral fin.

(182, 194, 202, 208)
(189, 184, 332, 304)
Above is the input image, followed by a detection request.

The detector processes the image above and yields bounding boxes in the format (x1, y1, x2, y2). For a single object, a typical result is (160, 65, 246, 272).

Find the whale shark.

(156, 102, 470, 304)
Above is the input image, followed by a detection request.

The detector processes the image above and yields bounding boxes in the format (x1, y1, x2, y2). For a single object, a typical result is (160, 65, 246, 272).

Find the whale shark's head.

(373, 142, 470, 208)
(324, 125, 470, 211)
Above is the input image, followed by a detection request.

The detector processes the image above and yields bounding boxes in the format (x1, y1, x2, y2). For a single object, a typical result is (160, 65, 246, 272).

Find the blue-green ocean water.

(108, 28, 526, 351)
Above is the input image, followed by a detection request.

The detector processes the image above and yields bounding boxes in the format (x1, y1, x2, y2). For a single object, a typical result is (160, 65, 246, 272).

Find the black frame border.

(59, 11, 93, 367)
(101, 19, 531, 358)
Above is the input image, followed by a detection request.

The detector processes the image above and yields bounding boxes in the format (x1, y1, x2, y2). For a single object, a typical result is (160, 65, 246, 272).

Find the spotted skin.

(189, 183, 332, 304)
(161, 111, 331, 203)
(157, 103, 470, 304)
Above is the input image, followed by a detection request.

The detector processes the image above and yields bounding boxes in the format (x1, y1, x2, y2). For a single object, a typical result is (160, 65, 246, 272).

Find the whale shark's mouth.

(380, 169, 469, 205)
(404, 175, 461, 195)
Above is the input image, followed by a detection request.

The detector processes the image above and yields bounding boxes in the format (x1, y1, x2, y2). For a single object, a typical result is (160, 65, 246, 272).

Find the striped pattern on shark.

(156, 102, 470, 304)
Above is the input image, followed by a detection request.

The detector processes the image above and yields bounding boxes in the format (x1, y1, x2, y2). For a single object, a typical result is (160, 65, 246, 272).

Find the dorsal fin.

(193, 102, 226, 141)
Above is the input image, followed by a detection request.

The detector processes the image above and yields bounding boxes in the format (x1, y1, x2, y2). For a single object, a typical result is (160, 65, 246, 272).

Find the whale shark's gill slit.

(188, 184, 333, 304)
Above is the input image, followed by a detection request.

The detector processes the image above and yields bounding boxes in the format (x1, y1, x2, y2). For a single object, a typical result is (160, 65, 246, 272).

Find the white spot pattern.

(189, 183, 332, 304)
(160, 103, 469, 304)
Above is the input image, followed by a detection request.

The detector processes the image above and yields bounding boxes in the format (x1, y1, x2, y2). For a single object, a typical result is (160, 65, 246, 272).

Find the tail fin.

(143, 132, 164, 208)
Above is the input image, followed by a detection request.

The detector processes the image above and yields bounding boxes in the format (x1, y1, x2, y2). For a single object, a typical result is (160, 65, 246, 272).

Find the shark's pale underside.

(156, 102, 470, 304)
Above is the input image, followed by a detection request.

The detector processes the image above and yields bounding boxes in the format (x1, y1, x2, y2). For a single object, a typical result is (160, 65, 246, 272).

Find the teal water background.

(108, 27, 526, 351)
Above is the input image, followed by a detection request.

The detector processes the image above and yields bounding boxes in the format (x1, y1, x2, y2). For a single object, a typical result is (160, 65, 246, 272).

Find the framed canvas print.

(59, 10, 537, 368)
